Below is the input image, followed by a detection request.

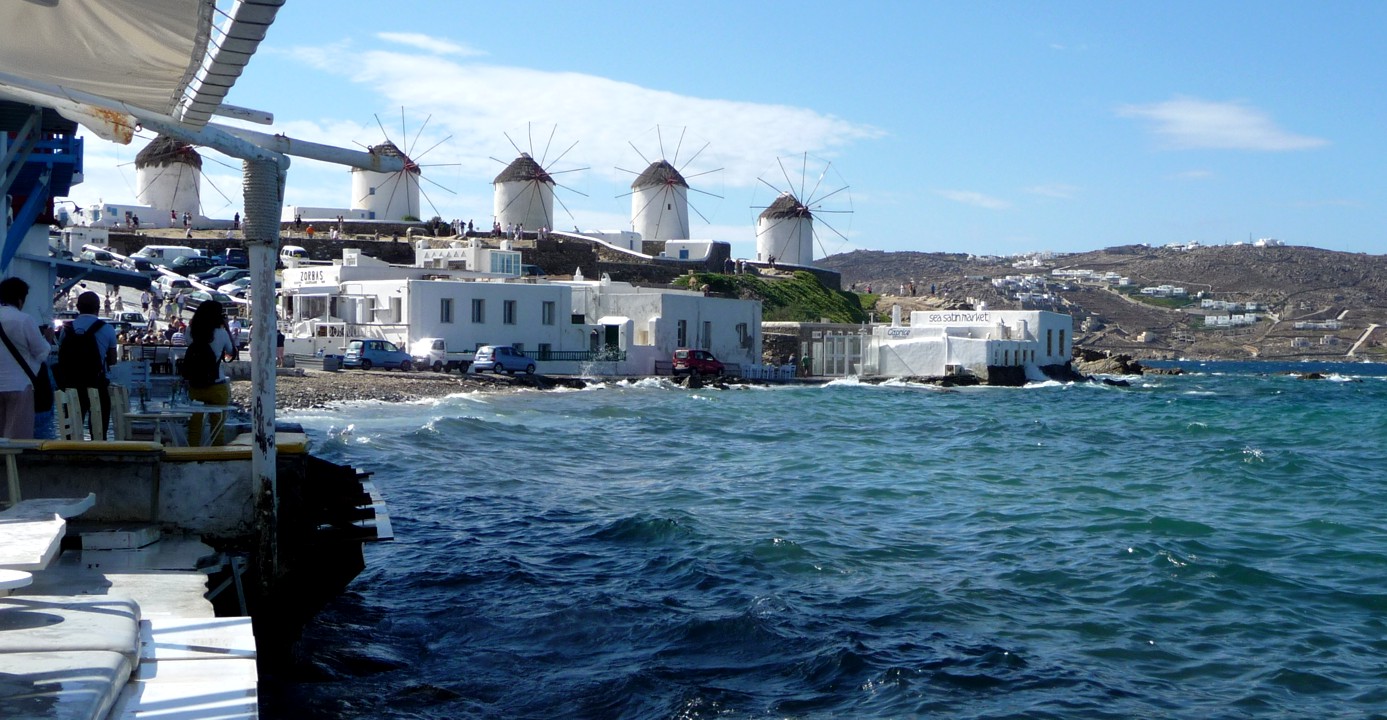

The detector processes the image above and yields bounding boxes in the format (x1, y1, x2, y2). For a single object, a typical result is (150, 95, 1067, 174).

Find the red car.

(672, 348, 724, 377)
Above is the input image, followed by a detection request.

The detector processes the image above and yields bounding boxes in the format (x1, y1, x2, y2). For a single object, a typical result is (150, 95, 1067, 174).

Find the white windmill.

(753, 153, 852, 268)
(617, 126, 723, 242)
(135, 134, 202, 219)
(352, 110, 454, 221)
(491, 124, 587, 233)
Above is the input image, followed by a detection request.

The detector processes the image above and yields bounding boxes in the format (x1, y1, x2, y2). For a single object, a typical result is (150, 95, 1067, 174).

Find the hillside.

(818, 245, 1387, 362)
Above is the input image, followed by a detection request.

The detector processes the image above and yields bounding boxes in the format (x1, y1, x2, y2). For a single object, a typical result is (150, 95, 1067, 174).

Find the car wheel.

(360, 359, 373, 371)
(400, 360, 412, 372)
(525, 363, 536, 374)
(495, 363, 506, 374)
(433, 361, 444, 372)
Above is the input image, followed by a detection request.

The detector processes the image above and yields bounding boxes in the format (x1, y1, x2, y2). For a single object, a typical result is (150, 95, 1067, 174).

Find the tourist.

(57, 291, 117, 440)
(0, 277, 54, 439)
(184, 300, 236, 446)
(233, 212, 240, 230)
(141, 290, 151, 315)
(276, 329, 285, 367)
(306, 224, 315, 239)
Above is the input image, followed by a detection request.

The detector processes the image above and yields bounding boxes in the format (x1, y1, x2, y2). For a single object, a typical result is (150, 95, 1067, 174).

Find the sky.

(65, 1, 1386, 260)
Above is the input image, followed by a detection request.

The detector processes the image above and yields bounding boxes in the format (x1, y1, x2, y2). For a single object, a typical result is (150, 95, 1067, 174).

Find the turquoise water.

(265, 362, 1387, 719)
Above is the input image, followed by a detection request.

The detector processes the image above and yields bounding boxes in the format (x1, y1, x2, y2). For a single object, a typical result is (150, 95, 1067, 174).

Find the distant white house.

(863, 308, 1073, 380)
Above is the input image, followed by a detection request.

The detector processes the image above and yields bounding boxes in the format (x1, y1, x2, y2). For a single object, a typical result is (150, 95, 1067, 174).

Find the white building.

(278, 250, 764, 375)
(863, 308, 1073, 380)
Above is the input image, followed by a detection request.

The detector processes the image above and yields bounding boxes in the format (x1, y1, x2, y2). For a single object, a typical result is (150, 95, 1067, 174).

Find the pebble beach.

(228, 369, 565, 411)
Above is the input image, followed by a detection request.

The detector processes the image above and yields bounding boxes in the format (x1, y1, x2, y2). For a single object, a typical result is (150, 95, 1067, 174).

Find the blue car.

(342, 339, 413, 371)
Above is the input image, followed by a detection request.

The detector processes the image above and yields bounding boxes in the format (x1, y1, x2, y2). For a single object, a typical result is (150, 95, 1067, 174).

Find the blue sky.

(68, 1, 1385, 259)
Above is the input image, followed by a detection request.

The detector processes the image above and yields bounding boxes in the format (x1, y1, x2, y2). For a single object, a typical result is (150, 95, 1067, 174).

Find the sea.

(261, 360, 1387, 719)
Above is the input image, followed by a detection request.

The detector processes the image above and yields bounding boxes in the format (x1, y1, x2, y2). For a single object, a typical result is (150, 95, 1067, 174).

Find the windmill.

(352, 109, 456, 221)
(491, 123, 588, 233)
(752, 152, 852, 268)
(615, 125, 723, 241)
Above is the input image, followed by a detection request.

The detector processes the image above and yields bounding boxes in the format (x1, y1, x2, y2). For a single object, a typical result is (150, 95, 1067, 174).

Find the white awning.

(0, 1, 282, 139)
(597, 316, 632, 326)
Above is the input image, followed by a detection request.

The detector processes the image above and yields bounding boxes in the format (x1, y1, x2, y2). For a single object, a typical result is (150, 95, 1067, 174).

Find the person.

(305, 224, 315, 239)
(184, 301, 236, 446)
(276, 329, 285, 367)
(233, 212, 240, 231)
(141, 289, 151, 315)
(57, 291, 117, 440)
(0, 278, 54, 438)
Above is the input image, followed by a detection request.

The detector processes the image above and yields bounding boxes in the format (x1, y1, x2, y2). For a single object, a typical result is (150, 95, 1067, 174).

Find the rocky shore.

(229, 369, 583, 411)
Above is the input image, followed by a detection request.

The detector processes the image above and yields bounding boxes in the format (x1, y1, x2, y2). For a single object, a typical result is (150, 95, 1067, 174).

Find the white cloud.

(1117, 97, 1327, 151)
(937, 190, 1010, 210)
(376, 33, 486, 57)
(1173, 169, 1214, 180)
(1025, 183, 1078, 199)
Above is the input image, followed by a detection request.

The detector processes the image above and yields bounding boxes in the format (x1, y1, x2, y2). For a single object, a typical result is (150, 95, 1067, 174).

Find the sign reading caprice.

(924, 312, 992, 324)
(886, 327, 912, 338)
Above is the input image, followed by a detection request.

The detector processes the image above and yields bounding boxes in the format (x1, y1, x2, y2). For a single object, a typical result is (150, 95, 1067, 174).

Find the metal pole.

(242, 156, 285, 590)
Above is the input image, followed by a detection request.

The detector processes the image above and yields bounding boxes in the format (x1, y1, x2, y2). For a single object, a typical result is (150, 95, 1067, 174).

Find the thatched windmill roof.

(493, 153, 553, 184)
(759, 192, 810, 220)
(134, 134, 202, 170)
(631, 160, 688, 190)
(365, 140, 419, 174)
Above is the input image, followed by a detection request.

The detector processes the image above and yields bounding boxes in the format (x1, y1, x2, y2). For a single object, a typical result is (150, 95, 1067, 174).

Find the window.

(503, 300, 516, 325)
(538, 343, 552, 360)
(736, 322, 749, 348)
(701, 321, 712, 350)
(542, 301, 555, 325)
(571, 314, 585, 324)
(368, 187, 375, 195)
(440, 298, 453, 324)
(677, 320, 687, 347)
(1046, 329, 1053, 357)
(471, 298, 485, 323)
(1059, 330, 1066, 355)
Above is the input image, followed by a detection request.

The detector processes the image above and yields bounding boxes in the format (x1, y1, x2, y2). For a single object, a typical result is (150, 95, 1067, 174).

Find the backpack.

(56, 319, 107, 389)
(180, 340, 220, 388)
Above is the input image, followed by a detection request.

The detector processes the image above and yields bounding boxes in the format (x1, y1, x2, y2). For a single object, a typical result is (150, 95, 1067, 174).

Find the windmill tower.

(493, 153, 554, 231)
(630, 160, 689, 241)
(491, 124, 587, 233)
(135, 134, 202, 219)
(621, 125, 722, 242)
(753, 153, 852, 268)
(352, 139, 420, 221)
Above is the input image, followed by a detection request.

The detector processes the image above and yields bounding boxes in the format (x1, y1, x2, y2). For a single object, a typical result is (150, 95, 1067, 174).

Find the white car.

(156, 275, 195, 297)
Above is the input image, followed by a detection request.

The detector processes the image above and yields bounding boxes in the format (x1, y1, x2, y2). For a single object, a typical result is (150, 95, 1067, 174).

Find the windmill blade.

(382, 170, 407, 219)
(503, 132, 525, 158)
(538, 123, 557, 167)
(552, 187, 579, 221)
(374, 114, 394, 144)
(671, 126, 688, 167)
(687, 197, 713, 225)
(804, 163, 829, 206)
(776, 157, 798, 198)
(411, 134, 452, 163)
(809, 184, 850, 207)
(400, 107, 407, 153)
(548, 139, 581, 168)
(420, 173, 457, 195)
(552, 180, 589, 198)
(627, 141, 651, 167)
(615, 165, 644, 177)
(546, 166, 590, 176)
(682, 166, 722, 182)
(418, 181, 445, 220)
(799, 152, 809, 201)
(614, 189, 637, 200)
(758, 176, 789, 196)
(408, 113, 433, 158)
(678, 140, 709, 172)
(688, 186, 724, 200)
(813, 214, 853, 244)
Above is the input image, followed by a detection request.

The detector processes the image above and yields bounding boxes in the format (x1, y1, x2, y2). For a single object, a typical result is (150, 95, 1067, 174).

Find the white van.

(280, 245, 310, 268)
(132, 245, 201, 267)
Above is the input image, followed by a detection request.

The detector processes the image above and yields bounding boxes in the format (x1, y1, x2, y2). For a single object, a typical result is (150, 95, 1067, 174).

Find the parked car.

(410, 337, 473, 373)
(156, 275, 195, 297)
(114, 311, 149, 331)
(672, 348, 724, 377)
(171, 255, 221, 276)
(211, 248, 249, 268)
(219, 277, 252, 295)
(183, 290, 234, 313)
(342, 339, 413, 371)
(80, 248, 119, 266)
(471, 345, 535, 375)
(122, 256, 159, 276)
(193, 265, 240, 283)
(521, 264, 546, 277)
(210, 268, 251, 286)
